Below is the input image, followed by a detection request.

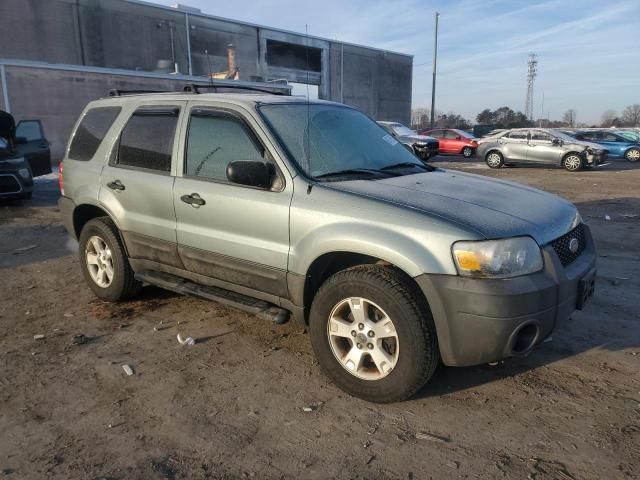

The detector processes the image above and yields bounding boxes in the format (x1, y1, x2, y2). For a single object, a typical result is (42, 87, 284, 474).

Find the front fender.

(289, 221, 452, 278)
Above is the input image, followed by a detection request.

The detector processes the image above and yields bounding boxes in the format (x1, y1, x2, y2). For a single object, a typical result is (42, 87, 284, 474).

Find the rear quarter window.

(68, 107, 121, 161)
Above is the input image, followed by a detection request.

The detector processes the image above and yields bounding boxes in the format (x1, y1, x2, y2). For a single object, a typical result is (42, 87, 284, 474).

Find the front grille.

(550, 223, 586, 267)
(0, 174, 21, 194)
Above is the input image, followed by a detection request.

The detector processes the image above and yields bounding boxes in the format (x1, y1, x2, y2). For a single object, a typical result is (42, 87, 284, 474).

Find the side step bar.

(135, 270, 290, 324)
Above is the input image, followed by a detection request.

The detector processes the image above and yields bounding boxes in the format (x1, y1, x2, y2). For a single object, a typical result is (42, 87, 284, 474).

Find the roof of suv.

(94, 92, 343, 109)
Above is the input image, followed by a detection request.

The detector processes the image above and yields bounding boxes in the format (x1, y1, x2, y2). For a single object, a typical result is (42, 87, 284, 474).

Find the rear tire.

(562, 153, 584, 171)
(309, 265, 439, 403)
(625, 147, 640, 162)
(78, 217, 141, 302)
(485, 151, 504, 168)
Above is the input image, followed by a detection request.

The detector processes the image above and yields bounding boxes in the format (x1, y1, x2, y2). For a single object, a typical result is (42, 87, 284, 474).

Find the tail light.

(58, 162, 64, 196)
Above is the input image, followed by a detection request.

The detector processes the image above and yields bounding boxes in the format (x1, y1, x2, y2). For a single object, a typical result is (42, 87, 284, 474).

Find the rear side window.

(507, 131, 528, 140)
(116, 108, 179, 173)
(68, 107, 121, 161)
(185, 111, 264, 182)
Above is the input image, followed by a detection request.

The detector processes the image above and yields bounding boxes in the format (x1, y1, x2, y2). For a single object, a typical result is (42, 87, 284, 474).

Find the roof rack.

(183, 83, 289, 96)
(108, 89, 168, 97)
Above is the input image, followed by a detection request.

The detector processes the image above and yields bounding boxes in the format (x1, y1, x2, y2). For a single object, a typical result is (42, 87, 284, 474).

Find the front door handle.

(181, 193, 206, 207)
(107, 180, 125, 191)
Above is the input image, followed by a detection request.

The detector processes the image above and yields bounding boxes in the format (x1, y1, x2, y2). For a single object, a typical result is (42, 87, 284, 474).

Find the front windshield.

(260, 104, 426, 179)
(391, 125, 417, 136)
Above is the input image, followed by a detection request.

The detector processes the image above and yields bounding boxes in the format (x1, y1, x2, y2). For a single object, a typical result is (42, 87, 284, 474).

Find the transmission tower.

(525, 53, 537, 121)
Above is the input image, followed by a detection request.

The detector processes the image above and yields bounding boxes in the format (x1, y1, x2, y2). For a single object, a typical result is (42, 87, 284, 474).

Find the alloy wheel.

(463, 146, 473, 157)
(487, 152, 502, 167)
(626, 149, 640, 162)
(564, 155, 582, 171)
(327, 297, 399, 381)
(85, 235, 114, 288)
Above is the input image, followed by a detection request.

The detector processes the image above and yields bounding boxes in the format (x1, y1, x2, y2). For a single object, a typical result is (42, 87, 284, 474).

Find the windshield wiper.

(315, 168, 395, 180)
(380, 162, 431, 171)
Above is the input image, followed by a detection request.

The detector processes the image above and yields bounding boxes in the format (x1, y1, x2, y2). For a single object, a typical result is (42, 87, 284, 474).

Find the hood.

(0, 110, 15, 143)
(569, 139, 604, 151)
(328, 169, 578, 245)
(400, 134, 438, 144)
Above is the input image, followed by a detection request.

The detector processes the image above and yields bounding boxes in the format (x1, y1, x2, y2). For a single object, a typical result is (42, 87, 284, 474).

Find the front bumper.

(414, 142, 439, 159)
(585, 150, 607, 165)
(415, 224, 597, 366)
(0, 172, 33, 198)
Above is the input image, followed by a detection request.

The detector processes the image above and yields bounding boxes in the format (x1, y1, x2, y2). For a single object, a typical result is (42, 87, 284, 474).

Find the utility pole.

(429, 12, 439, 128)
(524, 53, 537, 121)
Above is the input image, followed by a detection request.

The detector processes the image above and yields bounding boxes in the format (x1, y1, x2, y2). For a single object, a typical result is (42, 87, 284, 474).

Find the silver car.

(476, 128, 607, 171)
(59, 93, 597, 402)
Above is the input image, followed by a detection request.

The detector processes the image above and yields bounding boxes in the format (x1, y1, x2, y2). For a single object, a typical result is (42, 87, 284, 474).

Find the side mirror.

(552, 138, 561, 146)
(226, 160, 273, 189)
(455, 135, 462, 140)
(15, 136, 28, 144)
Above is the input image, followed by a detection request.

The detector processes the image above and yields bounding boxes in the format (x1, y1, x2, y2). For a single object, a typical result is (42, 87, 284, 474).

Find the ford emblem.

(568, 238, 579, 253)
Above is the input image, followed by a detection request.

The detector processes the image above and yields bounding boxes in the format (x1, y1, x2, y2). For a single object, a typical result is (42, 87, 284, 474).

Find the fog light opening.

(512, 323, 539, 355)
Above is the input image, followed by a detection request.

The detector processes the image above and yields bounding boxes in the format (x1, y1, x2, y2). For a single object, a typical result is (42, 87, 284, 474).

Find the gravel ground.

(0, 157, 638, 479)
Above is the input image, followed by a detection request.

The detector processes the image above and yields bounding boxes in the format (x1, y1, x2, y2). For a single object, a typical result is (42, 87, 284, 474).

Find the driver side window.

(185, 110, 266, 182)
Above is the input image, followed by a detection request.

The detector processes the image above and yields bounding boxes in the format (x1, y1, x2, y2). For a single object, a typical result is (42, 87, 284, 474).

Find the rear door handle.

(107, 180, 125, 191)
(180, 193, 206, 207)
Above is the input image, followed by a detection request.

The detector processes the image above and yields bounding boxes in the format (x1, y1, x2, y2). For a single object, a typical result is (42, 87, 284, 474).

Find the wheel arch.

(72, 203, 128, 256)
(298, 251, 433, 326)
(560, 150, 584, 165)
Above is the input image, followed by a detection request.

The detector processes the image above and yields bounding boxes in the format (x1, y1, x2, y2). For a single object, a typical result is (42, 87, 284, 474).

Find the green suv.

(59, 91, 597, 402)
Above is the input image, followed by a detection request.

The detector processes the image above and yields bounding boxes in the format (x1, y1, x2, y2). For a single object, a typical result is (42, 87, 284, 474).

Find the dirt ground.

(1, 157, 638, 480)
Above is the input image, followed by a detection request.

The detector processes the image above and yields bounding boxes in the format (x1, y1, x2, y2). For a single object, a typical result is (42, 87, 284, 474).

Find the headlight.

(18, 168, 31, 180)
(452, 236, 543, 278)
(4, 157, 26, 166)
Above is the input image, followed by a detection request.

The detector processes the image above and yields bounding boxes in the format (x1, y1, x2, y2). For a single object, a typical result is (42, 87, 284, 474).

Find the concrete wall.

(0, 0, 413, 156)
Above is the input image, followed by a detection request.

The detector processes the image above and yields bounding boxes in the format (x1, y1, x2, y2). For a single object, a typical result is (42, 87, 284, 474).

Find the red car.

(419, 128, 478, 158)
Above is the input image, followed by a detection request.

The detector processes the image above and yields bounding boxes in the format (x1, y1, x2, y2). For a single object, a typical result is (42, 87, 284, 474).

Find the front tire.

(462, 146, 474, 158)
(309, 265, 439, 403)
(562, 153, 584, 171)
(625, 147, 640, 162)
(485, 151, 504, 168)
(78, 217, 141, 302)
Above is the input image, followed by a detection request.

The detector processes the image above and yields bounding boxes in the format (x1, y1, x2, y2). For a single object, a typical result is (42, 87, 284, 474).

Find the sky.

(154, 0, 639, 124)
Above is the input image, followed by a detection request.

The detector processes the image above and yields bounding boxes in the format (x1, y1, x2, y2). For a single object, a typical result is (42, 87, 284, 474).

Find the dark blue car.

(573, 130, 640, 162)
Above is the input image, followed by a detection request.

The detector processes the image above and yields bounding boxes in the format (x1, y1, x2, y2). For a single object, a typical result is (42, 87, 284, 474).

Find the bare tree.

(600, 110, 618, 128)
(562, 109, 576, 127)
(621, 104, 640, 127)
(411, 108, 431, 130)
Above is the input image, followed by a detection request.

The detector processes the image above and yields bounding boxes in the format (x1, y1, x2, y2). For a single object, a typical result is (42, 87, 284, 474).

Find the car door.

(99, 101, 185, 268)
(527, 130, 560, 165)
(14, 120, 52, 177)
(443, 129, 465, 154)
(598, 132, 626, 158)
(173, 102, 293, 298)
(501, 130, 529, 161)
(427, 130, 445, 152)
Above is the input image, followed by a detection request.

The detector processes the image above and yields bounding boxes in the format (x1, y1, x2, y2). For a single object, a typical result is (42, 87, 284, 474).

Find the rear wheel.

(562, 153, 583, 171)
(625, 148, 640, 162)
(485, 151, 504, 168)
(462, 146, 474, 158)
(79, 217, 141, 301)
(309, 265, 439, 403)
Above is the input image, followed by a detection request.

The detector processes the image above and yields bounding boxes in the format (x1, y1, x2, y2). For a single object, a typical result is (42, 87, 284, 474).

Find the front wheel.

(462, 146, 474, 158)
(78, 217, 141, 302)
(562, 153, 584, 171)
(625, 148, 640, 162)
(485, 151, 504, 168)
(309, 265, 439, 403)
